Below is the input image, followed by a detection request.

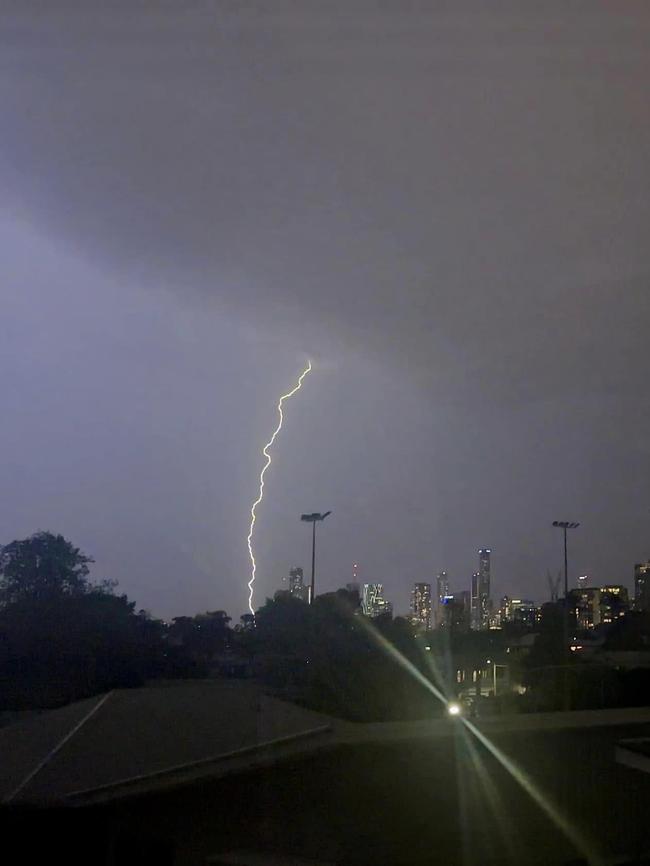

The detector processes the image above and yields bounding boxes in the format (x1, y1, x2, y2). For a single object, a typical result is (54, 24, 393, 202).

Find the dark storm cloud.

(3, 2, 649, 401)
(1, 2, 650, 617)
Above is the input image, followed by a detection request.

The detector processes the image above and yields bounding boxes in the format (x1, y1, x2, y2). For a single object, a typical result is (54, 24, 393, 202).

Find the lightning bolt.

(246, 360, 312, 615)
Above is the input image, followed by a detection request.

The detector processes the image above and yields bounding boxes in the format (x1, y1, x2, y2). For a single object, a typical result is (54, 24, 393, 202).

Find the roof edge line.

(4, 690, 113, 804)
(65, 723, 333, 803)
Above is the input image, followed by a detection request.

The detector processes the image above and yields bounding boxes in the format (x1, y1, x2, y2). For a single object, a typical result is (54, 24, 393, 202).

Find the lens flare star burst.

(246, 360, 312, 615)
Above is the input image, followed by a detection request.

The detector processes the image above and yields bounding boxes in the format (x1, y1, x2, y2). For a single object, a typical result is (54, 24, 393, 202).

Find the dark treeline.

(2, 531, 650, 719)
(0, 530, 448, 719)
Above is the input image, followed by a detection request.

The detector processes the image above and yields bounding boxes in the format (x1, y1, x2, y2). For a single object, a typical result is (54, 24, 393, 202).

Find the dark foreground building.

(2, 680, 650, 865)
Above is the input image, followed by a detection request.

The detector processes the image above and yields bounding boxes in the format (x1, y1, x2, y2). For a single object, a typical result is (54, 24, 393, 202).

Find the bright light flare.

(463, 717, 599, 864)
(246, 360, 312, 615)
(351, 613, 598, 864)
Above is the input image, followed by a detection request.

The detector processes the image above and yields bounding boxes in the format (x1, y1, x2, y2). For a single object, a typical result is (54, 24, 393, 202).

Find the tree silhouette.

(0, 531, 167, 709)
(0, 531, 93, 605)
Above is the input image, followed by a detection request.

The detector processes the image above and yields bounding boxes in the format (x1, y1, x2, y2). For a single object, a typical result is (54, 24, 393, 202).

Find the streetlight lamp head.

(447, 702, 462, 717)
(301, 511, 332, 523)
(553, 521, 580, 529)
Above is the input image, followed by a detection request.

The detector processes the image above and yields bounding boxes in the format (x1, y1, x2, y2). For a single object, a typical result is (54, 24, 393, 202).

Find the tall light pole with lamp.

(300, 511, 331, 604)
(552, 520, 580, 708)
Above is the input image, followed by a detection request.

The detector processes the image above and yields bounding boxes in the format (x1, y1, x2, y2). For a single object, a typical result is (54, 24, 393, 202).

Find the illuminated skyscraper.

(410, 582, 432, 630)
(478, 549, 491, 621)
(289, 567, 303, 593)
(498, 595, 511, 626)
(362, 583, 392, 618)
(569, 587, 601, 630)
(434, 571, 450, 628)
(635, 562, 650, 611)
(511, 599, 537, 628)
(599, 585, 629, 624)
(362, 582, 379, 616)
(471, 549, 492, 630)
(288, 567, 309, 603)
(470, 572, 480, 630)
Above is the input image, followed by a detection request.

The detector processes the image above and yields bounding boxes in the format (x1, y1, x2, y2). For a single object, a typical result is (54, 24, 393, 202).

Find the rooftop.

(0, 680, 337, 805)
(4, 680, 650, 808)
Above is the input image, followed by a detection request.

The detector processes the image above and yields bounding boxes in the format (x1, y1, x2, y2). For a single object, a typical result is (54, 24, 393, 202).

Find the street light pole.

(311, 519, 316, 602)
(301, 511, 331, 604)
(563, 527, 568, 601)
(552, 520, 580, 709)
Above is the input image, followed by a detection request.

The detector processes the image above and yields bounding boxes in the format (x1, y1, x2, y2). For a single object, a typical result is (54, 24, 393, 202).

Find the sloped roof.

(0, 680, 338, 805)
(6, 682, 650, 808)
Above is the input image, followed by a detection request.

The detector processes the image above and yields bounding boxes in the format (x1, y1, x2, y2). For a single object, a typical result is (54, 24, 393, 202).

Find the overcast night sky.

(1, 2, 649, 619)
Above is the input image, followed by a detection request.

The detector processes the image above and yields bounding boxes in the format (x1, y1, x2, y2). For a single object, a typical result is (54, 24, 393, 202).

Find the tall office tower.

(499, 595, 512, 625)
(410, 582, 432, 630)
(289, 567, 303, 594)
(436, 571, 450, 600)
(477, 548, 492, 630)
(470, 572, 480, 630)
(362, 583, 381, 617)
(599, 585, 629, 624)
(569, 587, 601, 630)
(434, 571, 450, 628)
(362, 583, 392, 618)
(635, 562, 650, 611)
(288, 566, 309, 603)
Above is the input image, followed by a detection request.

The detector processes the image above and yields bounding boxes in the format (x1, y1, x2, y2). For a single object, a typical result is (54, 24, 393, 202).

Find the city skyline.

(275, 547, 648, 622)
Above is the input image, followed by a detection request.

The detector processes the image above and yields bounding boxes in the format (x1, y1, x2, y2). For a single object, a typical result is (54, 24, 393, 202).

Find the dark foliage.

(4, 532, 650, 719)
(238, 590, 450, 721)
(0, 532, 168, 709)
